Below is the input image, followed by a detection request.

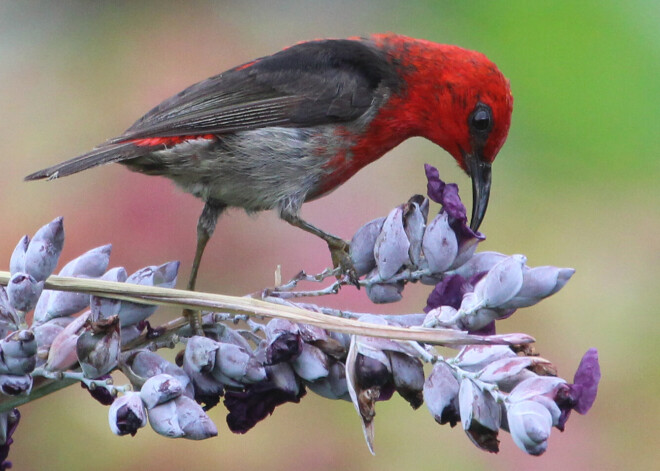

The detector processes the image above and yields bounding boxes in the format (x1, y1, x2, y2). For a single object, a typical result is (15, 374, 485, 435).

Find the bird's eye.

(469, 103, 493, 134)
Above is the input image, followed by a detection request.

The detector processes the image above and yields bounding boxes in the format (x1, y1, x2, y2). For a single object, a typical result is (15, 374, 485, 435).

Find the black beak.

(468, 157, 492, 232)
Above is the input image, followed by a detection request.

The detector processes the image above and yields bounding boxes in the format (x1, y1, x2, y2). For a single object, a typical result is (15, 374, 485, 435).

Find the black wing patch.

(112, 39, 402, 142)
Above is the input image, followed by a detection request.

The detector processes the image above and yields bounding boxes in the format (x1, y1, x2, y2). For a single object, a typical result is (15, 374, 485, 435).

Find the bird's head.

(374, 35, 514, 232)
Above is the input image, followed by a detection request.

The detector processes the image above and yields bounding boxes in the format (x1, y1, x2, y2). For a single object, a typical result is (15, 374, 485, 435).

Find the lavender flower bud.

(473, 254, 526, 308)
(90, 267, 128, 321)
(33, 317, 73, 365)
(23, 217, 64, 282)
(457, 302, 502, 332)
(108, 392, 147, 437)
(45, 311, 89, 372)
(122, 351, 193, 397)
(6, 273, 43, 312)
(35, 245, 113, 322)
(423, 305, 457, 327)
(290, 343, 330, 382)
(265, 318, 299, 340)
(424, 362, 460, 426)
(365, 278, 404, 304)
(388, 351, 424, 409)
(374, 206, 411, 279)
(506, 400, 552, 456)
(0, 331, 37, 375)
(148, 396, 218, 440)
(349, 217, 385, 276)
(76, 316, 120, 378)
(181, 337, 224, 407)
(403, 195, 429, 267)
(449, 251, 507, 279)
(184, 336, 218, 373)
(33, 286, 87, 324)
(297, 323, 346, 358)
(140, 373, 184, 409)
(422, 212, 458, 273)
(306, 360, 349, 400)
(59, 244, 111, 277)
(508, 376, 567, 404)
(9, 236, 29, 274)
(172, 395, 218, 440)
(0, 289, 19, 336)
(214, 342, 266, 384)
(458, 379, 501, 453)
(456, 345, 517, 373)
(147, 397, 183, 438)
(499, 266, 575, 309)
(478, 356, 546, 392)
(0, 374, 33, 396)
(117, 261, 179, 327)
(0, 330, 37, 358)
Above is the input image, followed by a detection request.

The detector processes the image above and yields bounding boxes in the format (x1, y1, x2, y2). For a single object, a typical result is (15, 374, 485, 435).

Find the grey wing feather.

(111, 38, 399, 142)
(24, 142, 148, 180)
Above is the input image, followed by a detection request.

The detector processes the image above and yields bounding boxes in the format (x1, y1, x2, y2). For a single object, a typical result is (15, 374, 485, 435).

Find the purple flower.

(556, 348, 601, 430)
(81, 375, 115, 406)
(224, 381, 306, 434)
(108, 392, 147, 437)
(425, 274, 467, 312)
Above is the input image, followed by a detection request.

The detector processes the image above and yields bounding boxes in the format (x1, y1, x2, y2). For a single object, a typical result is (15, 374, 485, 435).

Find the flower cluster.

(0, 165, 600, 465)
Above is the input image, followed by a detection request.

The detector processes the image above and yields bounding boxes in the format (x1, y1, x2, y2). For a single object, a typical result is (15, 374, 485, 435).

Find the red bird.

(26, 33, 513, 295)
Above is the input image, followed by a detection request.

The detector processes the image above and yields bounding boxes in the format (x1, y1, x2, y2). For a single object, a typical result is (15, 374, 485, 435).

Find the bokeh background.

(1, 1, 658, 469)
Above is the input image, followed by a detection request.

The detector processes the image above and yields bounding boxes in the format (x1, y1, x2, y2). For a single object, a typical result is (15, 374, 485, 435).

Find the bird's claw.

(328, 240, 360, 288)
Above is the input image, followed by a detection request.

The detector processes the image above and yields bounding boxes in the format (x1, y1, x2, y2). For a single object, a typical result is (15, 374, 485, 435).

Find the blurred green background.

(1, 1, 658, 469)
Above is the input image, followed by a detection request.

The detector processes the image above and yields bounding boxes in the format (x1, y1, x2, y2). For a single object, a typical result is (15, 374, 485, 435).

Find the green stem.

(0, 376, 77, 413)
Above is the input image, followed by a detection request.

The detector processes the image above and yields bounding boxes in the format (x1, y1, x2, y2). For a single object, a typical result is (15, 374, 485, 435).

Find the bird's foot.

(328, 240, 360, 287)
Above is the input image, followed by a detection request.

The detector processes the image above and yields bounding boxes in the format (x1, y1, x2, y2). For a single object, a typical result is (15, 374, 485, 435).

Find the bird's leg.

(279, 209, 359, 286)
(184, 199, 226, 336)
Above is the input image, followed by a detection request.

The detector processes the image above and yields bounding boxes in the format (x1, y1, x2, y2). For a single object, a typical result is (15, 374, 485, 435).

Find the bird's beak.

(468, 157, 492, 232)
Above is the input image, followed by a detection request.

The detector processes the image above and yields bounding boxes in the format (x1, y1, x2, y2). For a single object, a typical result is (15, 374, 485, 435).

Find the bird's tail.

(24, 142, 147, 181)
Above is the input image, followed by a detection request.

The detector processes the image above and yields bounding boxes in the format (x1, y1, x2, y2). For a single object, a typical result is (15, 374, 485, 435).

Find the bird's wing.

(112, 38, 401, 142)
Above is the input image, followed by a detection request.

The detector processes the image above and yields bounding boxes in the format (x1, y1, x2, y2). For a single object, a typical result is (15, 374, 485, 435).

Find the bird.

(25, 33, 513, 323)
